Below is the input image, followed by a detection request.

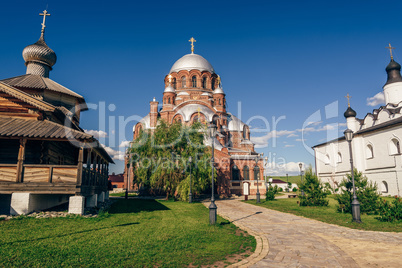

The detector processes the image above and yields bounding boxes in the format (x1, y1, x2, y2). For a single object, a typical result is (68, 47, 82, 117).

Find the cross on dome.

(39, 10, 51, 34)
(386, 43, 395, 60)
(345, 93, 351, 107)
(189, 37, 196, 54)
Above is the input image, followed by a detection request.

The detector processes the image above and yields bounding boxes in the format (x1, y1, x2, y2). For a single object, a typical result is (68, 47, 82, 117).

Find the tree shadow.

(220, 211, 262, 225)
(108, 199, 170, 214)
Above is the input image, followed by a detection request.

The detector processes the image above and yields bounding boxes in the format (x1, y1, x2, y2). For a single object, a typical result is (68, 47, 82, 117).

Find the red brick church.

(125, 39, 265, 196)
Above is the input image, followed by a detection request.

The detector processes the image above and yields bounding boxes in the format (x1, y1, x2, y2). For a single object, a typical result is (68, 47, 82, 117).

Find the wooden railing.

(0, 164, 108, 186)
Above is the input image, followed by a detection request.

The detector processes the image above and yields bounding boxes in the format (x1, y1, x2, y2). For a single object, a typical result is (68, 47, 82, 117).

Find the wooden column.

(93, 154, 98, 186)
(16, 139, 27, 183)
(86, 149, 92, 186)
(76, 146, 84, 186)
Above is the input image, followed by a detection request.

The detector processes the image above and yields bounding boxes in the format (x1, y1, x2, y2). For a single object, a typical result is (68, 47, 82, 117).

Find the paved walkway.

(209, 199, 402, 268)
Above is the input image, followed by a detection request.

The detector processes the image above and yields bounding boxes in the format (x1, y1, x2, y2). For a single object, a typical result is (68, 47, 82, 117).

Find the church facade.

(125, 40, 264, 196)
(313, 49, 402, 197)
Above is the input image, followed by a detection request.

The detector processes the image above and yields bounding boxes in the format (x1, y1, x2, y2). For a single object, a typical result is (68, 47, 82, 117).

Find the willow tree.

(129, 120, 215, 200)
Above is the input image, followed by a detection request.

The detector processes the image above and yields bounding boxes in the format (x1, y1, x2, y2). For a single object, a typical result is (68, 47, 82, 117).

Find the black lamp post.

(299, 163, 304, 196)
(286, 173, 289, 192)
(254, 153, 262, 203)
(189, 156, 193, 203)
(344, 128, 361, 223)
(208, 122, 217, 225)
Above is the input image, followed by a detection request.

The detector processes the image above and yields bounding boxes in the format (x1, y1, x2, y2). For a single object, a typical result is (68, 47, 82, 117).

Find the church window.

(324, 154, 330, 165)
(389, 138, 401, 155)
(193, 115, 198, 123)
(243, 126, 247, 139)
(181, 76, 186, 88)
(172, 78, 176, 89)
(211, 78, 215, 90)
(381, 181, 388, 193)
(243, 166, 249, 180)
(337, 152, 342, 163)
(192, 76, 197, 88)
(232, 165, 239, 180)
(219, 99, 221, 105)
(366, 144, 374, 159)
(254, 165, 260, 180)
(177, 119, 182, 124)
(168, 97, 171, 104)
(202, 77, 207, 89)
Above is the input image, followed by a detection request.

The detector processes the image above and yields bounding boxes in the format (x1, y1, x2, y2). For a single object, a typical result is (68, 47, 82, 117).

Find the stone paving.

(211, 199, 402, 268)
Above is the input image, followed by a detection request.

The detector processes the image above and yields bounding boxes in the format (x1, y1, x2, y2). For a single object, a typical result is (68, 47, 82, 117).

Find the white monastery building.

(313, 49, 402, 197)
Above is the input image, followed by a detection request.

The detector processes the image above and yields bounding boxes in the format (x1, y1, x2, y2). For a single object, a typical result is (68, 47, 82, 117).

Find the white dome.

(213, 87, 225, 94)
(170, 53, 214, 73)
(164, 85, 175, 93)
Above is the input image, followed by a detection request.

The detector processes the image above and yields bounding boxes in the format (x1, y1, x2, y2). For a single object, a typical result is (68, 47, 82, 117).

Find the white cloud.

(295, 138, 304, 142)
(287, 133, 298, 138)
(101, 144, 125, 161)
(284, 144, 295, 147)
(367, 92, 385, 107)
(251, 130, 296, 148)
(119, 140, 131, 148)
(84, 129, 108, 139)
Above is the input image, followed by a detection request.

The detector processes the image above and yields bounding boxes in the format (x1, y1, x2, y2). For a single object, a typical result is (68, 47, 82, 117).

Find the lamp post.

(189, 156, 193, 203)
(344, 128, 361, 223)
(208, 122, 217, 225)
(254, 153, 262, 203)
(299, 163, 304, 196)
(286, 173, 289, 192)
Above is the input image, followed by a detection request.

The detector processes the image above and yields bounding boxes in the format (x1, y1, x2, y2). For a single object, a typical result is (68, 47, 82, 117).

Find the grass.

(265, 175, 301, 184)
(109, 192, 138, 197)
(245, 195, 402, 232)
(0, 199, 255, 267)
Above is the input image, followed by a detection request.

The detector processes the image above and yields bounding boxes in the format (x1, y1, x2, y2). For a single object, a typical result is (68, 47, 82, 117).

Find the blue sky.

(1, 0, 402, 175)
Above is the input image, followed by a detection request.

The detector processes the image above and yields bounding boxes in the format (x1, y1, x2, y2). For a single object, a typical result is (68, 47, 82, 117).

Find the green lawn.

(0, 199, 255, 267)
(245, 196, 402, 232)
(109, 192, 138, 197)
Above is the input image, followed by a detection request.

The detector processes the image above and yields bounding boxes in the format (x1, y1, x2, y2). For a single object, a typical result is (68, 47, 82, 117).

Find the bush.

(335, 169, 379, 214)
(292, 187, 298, 192)
(278, 187, 283, 192)
(265, 184, 278, 201)
(297, 166, 329, 206)
(376, 196, 402, 222)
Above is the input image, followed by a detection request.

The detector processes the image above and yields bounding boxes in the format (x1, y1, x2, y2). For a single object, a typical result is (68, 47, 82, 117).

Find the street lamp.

(344, 128, 361, 223)
(189, 156, 193, 203)
(299, 163, 304, 196)
(286, 173, 289, 192)
(208, 122, 217, 225)
(254, 153, 262, 203)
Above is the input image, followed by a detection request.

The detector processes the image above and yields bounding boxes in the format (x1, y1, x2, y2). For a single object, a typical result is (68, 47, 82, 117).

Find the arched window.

(324, 154, 330, 165)
(202, 77, 207, 89)
(337, 152, 342, 163)
(389, 138, 401, 155)
(192, 76, 197, 88)
(181, 76, 186, 88)
(172, 78, 176, 89)
(211, 78, 215, 90)
(243, 166, 249, 180)
(232, 165, 239, 180)
(381, 181, 388, 193)
(177, 119, 182, 124)
(219, 99, 221, 105)
(193, 115, 198, 123)
(243, 126, 247, 139)
(168, 97, 171, 104)
(254, 165, 260, 180)
(366, 144, 374, 159)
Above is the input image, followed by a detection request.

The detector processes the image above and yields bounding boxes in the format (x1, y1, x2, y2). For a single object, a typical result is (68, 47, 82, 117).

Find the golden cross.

(217, 75, 221, 87)
(189, 37, 196, 54)
(168, 74, 172, 85)
(386, 43, 395, 60)
(39, 10, 51, 33)
(345, 93, 351, 107)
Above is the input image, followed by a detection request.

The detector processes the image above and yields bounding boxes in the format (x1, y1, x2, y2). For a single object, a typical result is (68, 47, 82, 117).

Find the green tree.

(129, 120, 215, 200)
(265, 184, 278, 201)
(298, 166, 329, 206)
(335, 169, 379, 213)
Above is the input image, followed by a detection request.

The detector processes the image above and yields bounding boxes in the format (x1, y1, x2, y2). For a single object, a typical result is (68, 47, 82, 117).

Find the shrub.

(297, 166, 329, 206)
(376, 196, 402, 222)
(265, 184, 278, 201)
(335, 169, 379, 214)
(292, 187, 297, 192)
(278, 187, 283, 192)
